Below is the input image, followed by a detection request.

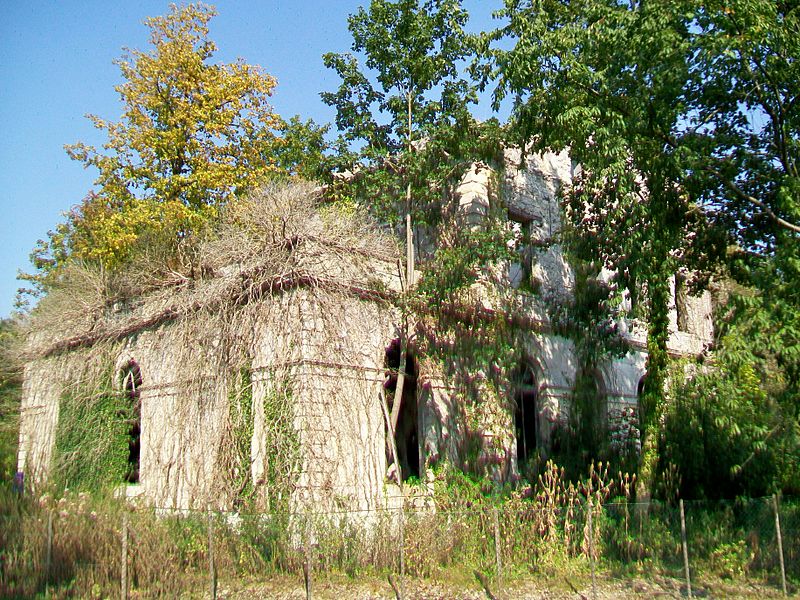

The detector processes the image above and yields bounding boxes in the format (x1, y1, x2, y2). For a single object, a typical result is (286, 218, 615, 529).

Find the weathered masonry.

(17, 152, 714, 512)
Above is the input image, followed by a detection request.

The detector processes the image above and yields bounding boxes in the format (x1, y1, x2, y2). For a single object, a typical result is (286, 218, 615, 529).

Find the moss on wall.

(51, 376, 131, 493)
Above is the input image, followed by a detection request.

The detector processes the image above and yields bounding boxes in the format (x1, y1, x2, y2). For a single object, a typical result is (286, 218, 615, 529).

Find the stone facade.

(452, 149, 713, 464)
(17, 152, 714, 511)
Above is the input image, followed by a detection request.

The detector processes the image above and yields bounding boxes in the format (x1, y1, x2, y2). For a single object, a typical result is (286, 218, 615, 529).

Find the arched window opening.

(636, 373, 649, 427)
(383, 338, 419, 481)
(637, 374, 646, 399)
(121, 362, 142, 484)
(575, 367, 608, 456)
(514, 363, 539, 467)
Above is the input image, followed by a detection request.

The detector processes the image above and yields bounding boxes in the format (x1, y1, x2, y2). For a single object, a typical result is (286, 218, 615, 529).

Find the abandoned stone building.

(16, 150, 714, 513)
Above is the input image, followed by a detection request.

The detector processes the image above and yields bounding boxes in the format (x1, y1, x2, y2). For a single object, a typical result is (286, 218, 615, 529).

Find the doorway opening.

(384, 338, 419, 481)
(514, 363, 539, 468)
(120, 361, 142, 484)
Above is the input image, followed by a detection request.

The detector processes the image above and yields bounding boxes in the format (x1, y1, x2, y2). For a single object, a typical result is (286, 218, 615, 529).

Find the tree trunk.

(390, 90, 416, 443)
(390, 326, 409, 435)
(636, 263, 671, 503)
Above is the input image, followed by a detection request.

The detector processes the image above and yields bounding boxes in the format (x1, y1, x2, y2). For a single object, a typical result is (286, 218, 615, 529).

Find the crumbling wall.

(269, 289, 398, 514)
(504, 148, 575, 299)
(17, 356, 74, 488)
(17, 166, 718, 510)
(18, 285, 401, 513)
(453, 147, 712, 471)
(17, 182, 406, 512)
(114, 325, 237, 509)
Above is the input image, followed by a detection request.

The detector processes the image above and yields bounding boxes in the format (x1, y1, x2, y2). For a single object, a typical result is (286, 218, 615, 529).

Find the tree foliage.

(486, 0, 694, 494)
(683, 0, 800, 245)
(69, 3, 282, 211)
(485, 0, 800, 494)
(662, 289, 800, 497)
(321, 0, 499, 230)
(488, 0, 800, 247)
(0, 319, 21, 483)
(26, 3, 324, 288)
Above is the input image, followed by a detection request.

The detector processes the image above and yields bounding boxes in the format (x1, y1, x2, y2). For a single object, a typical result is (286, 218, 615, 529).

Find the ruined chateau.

(16, 150, 714, 513)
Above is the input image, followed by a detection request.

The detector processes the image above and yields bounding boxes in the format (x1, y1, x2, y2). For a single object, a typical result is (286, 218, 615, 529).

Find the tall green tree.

(487, 0, 800, 495)
(322, 0, 499, 442)
(321, 0, 499, 233)
(487, 0, 703, 494)
(687, 1, 800, 431)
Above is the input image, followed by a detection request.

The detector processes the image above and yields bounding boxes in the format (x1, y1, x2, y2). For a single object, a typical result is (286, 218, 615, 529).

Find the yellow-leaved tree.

(27, 3, 316, 283)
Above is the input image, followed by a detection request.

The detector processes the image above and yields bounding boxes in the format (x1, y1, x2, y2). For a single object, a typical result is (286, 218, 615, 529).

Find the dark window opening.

(583, 368, 608, 424)
(384, 339, 419, 481)
(637, 373, 648, 427)
(121, 362, 142, 484)
(675, 273, 689, 333)
(569, 367, 609, 460)
(514, 364, 539, 467)
(510, 215, 534, 287)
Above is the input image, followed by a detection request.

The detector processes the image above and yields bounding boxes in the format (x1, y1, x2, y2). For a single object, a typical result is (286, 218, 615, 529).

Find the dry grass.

(2, 481, 796, 599)
(22, 181, 399, 362)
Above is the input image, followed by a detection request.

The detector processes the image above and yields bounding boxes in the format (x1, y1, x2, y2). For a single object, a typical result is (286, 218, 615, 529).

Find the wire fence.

(1, 493, 797, 598)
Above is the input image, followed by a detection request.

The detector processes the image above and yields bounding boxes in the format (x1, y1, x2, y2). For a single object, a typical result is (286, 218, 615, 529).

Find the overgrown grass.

(1, 466, 796, 598)
(0, 318, 21, 486)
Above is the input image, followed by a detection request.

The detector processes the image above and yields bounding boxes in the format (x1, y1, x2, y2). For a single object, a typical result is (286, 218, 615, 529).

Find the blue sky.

(0, 0, 506, 318)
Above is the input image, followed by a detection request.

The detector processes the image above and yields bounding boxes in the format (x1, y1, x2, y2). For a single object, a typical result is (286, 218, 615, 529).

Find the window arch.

(572, 366, 609, 457)
(637, 374, 647, 399)
(513, 362, 540, 468)
(120, 361, 142, 484)
(636, 372, 649, 426)
(383, 338, 419, 481)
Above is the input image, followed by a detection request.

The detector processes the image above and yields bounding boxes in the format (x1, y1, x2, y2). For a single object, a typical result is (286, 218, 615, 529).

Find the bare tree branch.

(705, 166, 800, 234)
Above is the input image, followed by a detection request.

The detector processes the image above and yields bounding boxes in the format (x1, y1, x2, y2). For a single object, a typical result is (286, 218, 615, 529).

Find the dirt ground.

(215, 572, 793, 599)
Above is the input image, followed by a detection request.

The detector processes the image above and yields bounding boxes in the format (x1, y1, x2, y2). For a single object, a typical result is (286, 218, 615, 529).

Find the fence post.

(586, 499, 597, 600)
(45, 509, 53, 593)
(493, 505, 502, 589)
(680, 499, 692, 599)
(379, 389, 405, 600)
(398, 507, 406, 596)
(207, 507, 217, 600)
(121, 512, 129, 600)
(773, 495, 787, 597)
(303, 525, 312, 600)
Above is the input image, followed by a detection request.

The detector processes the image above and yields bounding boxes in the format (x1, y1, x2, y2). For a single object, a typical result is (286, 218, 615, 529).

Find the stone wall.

(17, 355, 74, 487)
(272, 290, 398, 513)
(451, 147, 713, 469)
(18, 285, 403, 512)
(18, 154, 716, 510)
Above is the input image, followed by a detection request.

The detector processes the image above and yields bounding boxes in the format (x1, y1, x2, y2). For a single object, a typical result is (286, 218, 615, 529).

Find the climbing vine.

(547, 237, 631, 478)
(223, 367, 255, 507)
(415, 166, 522, 386)
(52, 367, 131, 493)
(261, 376, 300, 514)
(217, 368, 302, 512)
